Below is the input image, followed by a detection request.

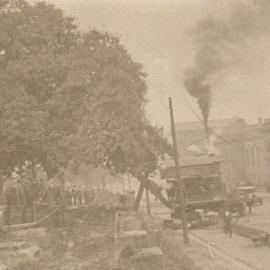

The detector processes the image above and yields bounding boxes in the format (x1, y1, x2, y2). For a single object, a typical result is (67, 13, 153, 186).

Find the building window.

(257, 147, 260, 165)
(251, 147, 255, 166)
(246, 149, 250, 166)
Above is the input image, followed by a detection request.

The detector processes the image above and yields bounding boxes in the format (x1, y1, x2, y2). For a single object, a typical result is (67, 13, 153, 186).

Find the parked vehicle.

(237, 186, 263, 205)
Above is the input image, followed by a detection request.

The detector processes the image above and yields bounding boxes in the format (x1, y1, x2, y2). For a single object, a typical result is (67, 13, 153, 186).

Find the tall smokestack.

(206, 132, 217, 156)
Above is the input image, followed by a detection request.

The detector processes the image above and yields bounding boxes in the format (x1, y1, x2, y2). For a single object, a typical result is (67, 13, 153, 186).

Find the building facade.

(243, 121, 270, 188)
(176, 118, 247, 190)
(175, 118, 270, 190)
(216, 138, 247, 190)
(176, 118, 246, 158)
(216, 120, 270, 190)
(160, 155, 224, 202)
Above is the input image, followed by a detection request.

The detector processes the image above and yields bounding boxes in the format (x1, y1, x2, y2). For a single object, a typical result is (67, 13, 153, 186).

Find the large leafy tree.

(0, 0, 78, 174)
(0, 0, 170, 178)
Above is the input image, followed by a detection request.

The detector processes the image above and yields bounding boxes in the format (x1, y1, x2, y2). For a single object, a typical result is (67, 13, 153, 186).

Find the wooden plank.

(135, 246, 164, 258)
(2, 206, 60, 231)
(250, 233, 267, 240)
(133, 183, 145, 211)
(0, 241, 25, 250)
(145, 188, 151, 215)
(120, 230, 147, 238)
(2, 222, 36, 231)
(136, 177, 171, 208)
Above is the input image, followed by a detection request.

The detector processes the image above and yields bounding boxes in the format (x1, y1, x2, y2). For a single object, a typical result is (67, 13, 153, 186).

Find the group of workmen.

(0, 160, 97, 208)
(64, 184, 96, 207)
(0, 161, 46, 194)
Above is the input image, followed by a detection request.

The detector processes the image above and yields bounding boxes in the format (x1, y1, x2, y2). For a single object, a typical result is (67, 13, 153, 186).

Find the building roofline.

(175, 117, 245, 131)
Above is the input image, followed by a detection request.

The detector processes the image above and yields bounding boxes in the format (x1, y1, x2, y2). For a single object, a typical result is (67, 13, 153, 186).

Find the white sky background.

(29, 0, 270, 132)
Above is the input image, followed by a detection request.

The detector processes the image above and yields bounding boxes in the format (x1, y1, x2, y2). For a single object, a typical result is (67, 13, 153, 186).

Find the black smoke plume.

(184, 16, 239, 129)
(183, 1, 267, 129)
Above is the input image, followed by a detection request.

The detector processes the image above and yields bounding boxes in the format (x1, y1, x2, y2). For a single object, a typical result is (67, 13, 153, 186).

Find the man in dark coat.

(224, 210, 232, 237)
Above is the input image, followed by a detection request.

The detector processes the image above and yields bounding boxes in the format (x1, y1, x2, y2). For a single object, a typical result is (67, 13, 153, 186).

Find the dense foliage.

(0, 0, 170, 178)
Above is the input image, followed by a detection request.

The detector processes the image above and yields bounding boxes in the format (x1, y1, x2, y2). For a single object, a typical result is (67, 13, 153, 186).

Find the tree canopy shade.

(0, 0, 170, 177)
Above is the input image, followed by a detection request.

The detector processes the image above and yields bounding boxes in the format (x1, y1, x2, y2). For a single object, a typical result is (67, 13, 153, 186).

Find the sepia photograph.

(0, 0, 270, 269)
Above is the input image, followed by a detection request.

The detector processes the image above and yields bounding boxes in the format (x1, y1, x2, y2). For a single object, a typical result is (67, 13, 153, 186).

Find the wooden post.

(128, 174, 132, 191)
(102, 179, 106, 190)
(133, 183, 144, 211)
(121, 181, 125, 194)
(33, 202, 37, 222)
(169, 97, 189, 244)
(145, 188, 151, 215)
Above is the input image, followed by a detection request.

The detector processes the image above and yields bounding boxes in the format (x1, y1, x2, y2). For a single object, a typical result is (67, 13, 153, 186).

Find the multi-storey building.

(175, 118, 270, 190)
(243, 121, 270, 188)
(217, 120, 270, 189)
(176, 118, 246, 158)
(214, 120, 248, 190)
(175, 118, 247, 190)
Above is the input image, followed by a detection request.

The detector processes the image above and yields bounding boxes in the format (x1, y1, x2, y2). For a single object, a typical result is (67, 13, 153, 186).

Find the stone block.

(119, 230, 149, 248)
(233, 222, 264, 238)
(119, 246, 164, 270)
(8, 227, 47, 240)
(163, 219, 173, 227)
(18, 244, 41, 261)
(0, 241, 25, 251)
(0, 263, 7, 270)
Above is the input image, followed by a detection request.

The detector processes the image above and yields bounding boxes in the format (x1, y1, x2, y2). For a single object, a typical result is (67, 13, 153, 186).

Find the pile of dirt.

(37, 206, 118, 270)
(160, 230, 200, 270)
(0, 207, 216, 270)
(0, 206, 118, 270)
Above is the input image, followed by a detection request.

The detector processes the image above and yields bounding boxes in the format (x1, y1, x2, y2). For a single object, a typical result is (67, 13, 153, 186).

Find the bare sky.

(30, 0, 270, 131)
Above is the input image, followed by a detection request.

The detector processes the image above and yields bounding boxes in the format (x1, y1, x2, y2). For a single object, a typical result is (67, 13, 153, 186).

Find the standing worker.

(247, 200, 253, 214)
(224, 210, 232, 238)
